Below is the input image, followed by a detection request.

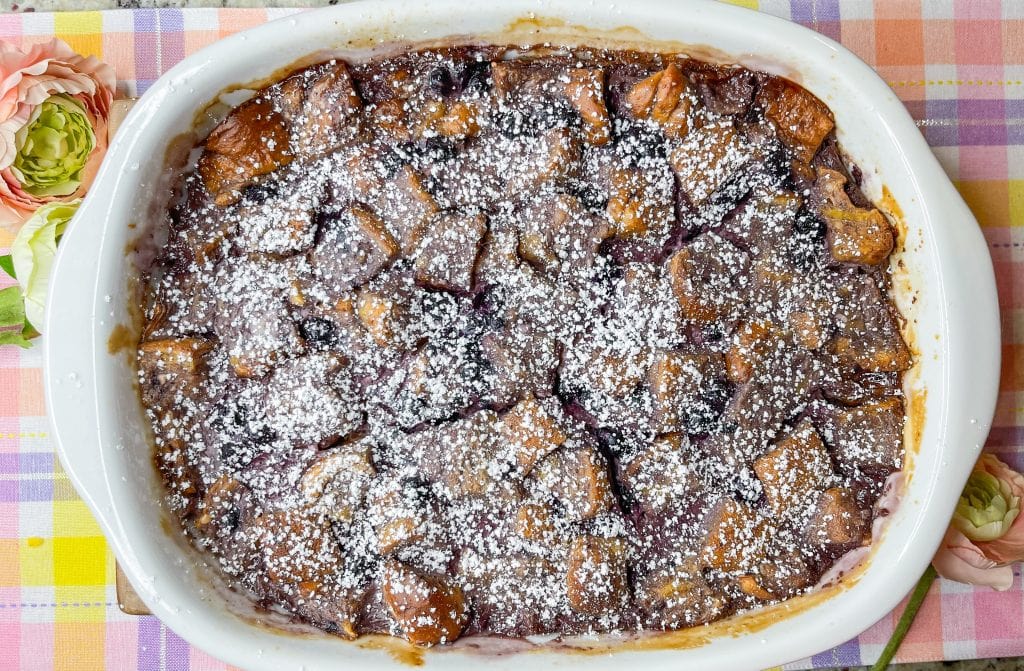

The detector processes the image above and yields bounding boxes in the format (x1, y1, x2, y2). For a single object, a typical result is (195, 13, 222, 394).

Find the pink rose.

(932, 454, 1024, 590)
(0, 38, 115, 229)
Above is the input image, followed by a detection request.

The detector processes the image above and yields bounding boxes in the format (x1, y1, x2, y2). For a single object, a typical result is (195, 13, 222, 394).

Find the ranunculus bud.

(953, 468, 1022, 542)
(12, 95, 95, 198)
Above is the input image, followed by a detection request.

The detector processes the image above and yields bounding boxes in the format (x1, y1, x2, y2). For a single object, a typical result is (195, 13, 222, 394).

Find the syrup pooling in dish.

(138, 46, 911, 646)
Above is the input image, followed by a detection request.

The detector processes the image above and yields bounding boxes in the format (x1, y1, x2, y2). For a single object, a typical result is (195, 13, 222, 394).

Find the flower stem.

(869, 565, 938, 671)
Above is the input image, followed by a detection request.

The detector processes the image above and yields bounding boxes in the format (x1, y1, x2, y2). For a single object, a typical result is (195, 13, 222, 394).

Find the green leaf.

(869, 565, 937, 671)
(22, 319, 39, 340)
(0, 255, 14, 279)
(0, 286, 26, 328)
(0, 329, 32, 349)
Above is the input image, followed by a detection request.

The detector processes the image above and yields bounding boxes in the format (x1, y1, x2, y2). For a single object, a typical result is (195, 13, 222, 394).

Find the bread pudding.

(137, 45, 911, 647)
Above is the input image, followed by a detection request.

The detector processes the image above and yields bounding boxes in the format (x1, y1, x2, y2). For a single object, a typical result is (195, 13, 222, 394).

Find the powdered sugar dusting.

(137, 45, 911, 646)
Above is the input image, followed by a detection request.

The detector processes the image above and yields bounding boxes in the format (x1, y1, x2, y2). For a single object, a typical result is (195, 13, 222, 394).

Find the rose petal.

(933, 528, 1014, 591)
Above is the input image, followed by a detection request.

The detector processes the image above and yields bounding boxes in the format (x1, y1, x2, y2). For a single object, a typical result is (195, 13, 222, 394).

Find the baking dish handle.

(44, 194, 118, 534)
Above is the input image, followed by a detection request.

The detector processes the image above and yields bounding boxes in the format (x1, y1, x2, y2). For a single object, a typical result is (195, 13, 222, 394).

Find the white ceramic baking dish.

(43, 1, 1000, 669)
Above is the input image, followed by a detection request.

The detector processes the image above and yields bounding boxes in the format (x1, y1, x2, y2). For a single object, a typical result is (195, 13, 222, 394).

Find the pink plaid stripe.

(0, 2, 1020, 669)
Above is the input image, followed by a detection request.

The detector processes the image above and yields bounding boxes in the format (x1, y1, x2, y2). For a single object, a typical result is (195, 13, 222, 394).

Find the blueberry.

(787, 236, 822, 273)
(398, 137, 457, 164)
(223, 507, 241, 533)
(615, 123, 666, 165)
(299, 317, 339, 349)
(572, 182, 608, 211)
(459, 60, 491, 95)
(763, 142, 791, 182)
(793, 210, 827, 239)
(701, 321, 726, 343)
(378, 145, 409, 176)
(684, 378, 731, 434)
(241, 180, 279, 205)
(708, 169, 753, 213)
(426, 65, 455, 97)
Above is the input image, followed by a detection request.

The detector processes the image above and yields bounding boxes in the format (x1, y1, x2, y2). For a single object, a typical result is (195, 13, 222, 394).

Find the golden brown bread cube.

(382, 560, 467, 646)
(247, 509, 360, 638)
(626, 63, 690, 138)
(789, 309, 828, 350)
(759, 77, 834, 163)
(699, 498, 772, 573)
(137, 337, 214, 408)
(254, 509, 344, 592)
(262, 353, 363, 449)
(577, 343, 651, 398)
(356, 289, 404, 348)
(193, 475, 247, 542)
(375, 98, 480, 142)
(372, 98, 412, 141)
(830, 332, 911, 373)
(753, 419, 834, 515)
(310, 205, 399, 293)
(823, 205, 894, 266)
(532, 446, 616, 521)
(413, 212, 487, 293)
(436, 101, 481, 138)
(138, 337, 212, 375)
(374, 166, 439, 255)
(406, 411, 516, 501)
(667, 232, 750, 323)
(620, 433, 700, 512)
(637, 557, 727, 627)
(518, 194, 611, 273)
(515, 502, 555, 540)
(805, 487, 869, 546)
(737, 574, 775, 601)
(756, 550, 815, 596)
(353, 206, 400, 259)
(367, 478, 433, 555)
(606, 167, 673, 239)
(299, 442, 376, 523)
(829, 274, 912, 372)
(198, 97, 292, 206)
(499, 395, 568, 473)
(234, 193, 319, 257)
(647, 351, 727, 434)
(566, 535, 629, 614)
(815, 168, 894, 266)
(563, 68, 611, 145)
(724, 322, 776, 384)
(288, 62, 363, 158)
(508, 127, 583, 192)
(822, 397, 905, 472)
(669, 122, 745, 205)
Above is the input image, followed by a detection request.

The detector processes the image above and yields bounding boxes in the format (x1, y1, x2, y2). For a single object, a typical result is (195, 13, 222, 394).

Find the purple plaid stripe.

(133, 9, 186, 94)
(0, 452, 52, 502)
(137, 617, 162, 671)
(789, 0, 841, 41)
(811, 636, 863, 667)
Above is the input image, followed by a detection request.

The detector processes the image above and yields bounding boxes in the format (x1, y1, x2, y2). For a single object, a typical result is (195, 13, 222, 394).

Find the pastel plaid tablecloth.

(0, 1, 1022, 669)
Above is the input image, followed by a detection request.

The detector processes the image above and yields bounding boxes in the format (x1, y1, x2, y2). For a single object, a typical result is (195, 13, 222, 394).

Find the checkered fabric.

(0, 1, 1020, 669)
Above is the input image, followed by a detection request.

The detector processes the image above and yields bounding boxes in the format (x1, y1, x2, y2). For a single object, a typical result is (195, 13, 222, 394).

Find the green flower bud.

(953, 470, 1022, 542)
(11, 95, 95, 197)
